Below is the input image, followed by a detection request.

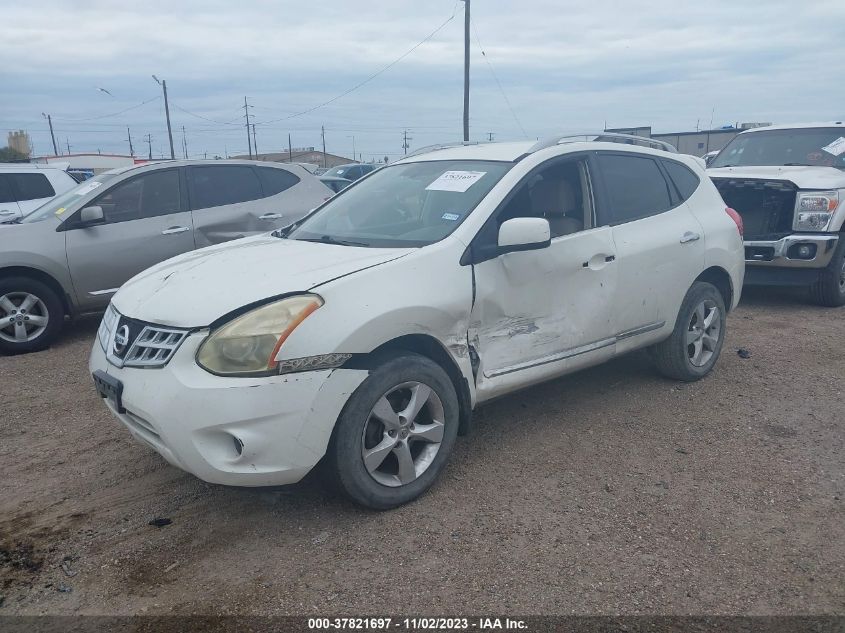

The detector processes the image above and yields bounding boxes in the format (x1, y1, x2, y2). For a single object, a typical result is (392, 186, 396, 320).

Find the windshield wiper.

(782, 162, 811, 166)
(1, 217, 22, 225)
(297, 235, 369, 247)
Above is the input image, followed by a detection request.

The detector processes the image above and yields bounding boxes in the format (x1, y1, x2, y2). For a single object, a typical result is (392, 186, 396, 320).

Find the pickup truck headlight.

(197, 295, 323, 376)
(794, 191, 839, 232)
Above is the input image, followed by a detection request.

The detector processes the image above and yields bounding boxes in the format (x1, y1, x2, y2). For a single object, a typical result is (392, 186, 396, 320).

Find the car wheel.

(651, 281, 727, 382)
(810, 237, 845, 307)
(326, 352, 459, 510)
(0, 277, 64, 354)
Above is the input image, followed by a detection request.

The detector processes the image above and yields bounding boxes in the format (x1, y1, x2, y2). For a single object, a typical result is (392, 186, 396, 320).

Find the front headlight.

(794, 191, 839, 232)
(197, 294, 323, 376)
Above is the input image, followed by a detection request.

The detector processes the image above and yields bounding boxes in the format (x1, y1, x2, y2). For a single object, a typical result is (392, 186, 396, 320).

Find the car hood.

(112, 234, 413, 327)
(708, 166, 845, 189)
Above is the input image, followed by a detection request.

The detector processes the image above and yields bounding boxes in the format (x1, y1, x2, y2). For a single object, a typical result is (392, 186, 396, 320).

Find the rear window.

(662, 160, 700, 201)
(10, 173, 55, 201)
(191, 165, 262, 209)
(258, 167, 300, 196)
(596, 154, 672, 223)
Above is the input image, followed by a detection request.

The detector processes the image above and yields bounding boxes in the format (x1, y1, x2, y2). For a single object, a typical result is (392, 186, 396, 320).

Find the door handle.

(0, 210, 16, 216)
(161, 226, 190, 235)
(582, 254, 616, 268)
(259, 213, 283, 220)
(680, 231, 701, 244)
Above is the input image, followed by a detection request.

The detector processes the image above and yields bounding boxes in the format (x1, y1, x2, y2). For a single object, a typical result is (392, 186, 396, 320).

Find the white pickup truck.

(708, 122, 845, 306)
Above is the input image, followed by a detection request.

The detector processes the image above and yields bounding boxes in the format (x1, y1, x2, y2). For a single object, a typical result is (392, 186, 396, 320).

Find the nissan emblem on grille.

(105, 310, 189, 369)
(113, 325, 130, 355)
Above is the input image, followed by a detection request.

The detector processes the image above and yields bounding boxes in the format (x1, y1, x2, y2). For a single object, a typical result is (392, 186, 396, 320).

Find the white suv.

(90, 135, 744, 509)
(0, 163, 77, 220)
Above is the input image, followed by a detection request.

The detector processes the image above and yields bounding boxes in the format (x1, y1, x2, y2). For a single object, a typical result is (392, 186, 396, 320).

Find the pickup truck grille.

(712, 178, 797, 239)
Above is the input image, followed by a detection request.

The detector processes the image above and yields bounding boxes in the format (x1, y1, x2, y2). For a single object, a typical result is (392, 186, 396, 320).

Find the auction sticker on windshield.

(426, 170, 487, 193)
(821, 137, 845, 157)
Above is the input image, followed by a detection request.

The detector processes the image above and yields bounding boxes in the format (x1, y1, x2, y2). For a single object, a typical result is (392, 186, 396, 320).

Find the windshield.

(20, 173, 119, 223)
(286, 160, 513, 247)
(711, 128, 845, 169)
(324, 165, 357, 178)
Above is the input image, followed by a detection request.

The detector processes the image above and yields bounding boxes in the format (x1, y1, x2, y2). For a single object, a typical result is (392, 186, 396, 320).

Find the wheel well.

(0, 267, 71, 317)
(695, 266, 733, 311)
(365, 334, 474, 436)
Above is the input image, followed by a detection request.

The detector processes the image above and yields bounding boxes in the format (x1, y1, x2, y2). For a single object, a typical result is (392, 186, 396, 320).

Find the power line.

(470, 17, 528, 139)
(170, 102, 242, 126)
(51, 97, 161, 122)
(259, 4, 462, 126)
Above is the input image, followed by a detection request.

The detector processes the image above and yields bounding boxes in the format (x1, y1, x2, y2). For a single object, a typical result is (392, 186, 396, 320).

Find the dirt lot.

(0, 288, 843, 616)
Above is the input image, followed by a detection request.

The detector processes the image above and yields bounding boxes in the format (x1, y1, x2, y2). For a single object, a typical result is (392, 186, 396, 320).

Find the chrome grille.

(102, 305, 189, 369)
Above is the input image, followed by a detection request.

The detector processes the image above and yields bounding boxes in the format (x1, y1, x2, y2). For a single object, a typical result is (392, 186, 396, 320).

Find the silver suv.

(0, 159, 330, 353)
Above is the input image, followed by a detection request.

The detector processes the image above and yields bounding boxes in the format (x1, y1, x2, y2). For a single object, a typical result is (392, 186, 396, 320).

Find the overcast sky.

(2, 0, 844, 161)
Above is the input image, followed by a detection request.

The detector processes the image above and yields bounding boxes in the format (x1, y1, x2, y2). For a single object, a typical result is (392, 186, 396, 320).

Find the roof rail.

(401, 141, 485, 160)
(529, 133, 677, 154)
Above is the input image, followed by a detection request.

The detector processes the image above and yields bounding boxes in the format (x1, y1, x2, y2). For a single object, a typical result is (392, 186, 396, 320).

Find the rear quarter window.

(662, 160, 701, 202)
(10, 173, 55, 201)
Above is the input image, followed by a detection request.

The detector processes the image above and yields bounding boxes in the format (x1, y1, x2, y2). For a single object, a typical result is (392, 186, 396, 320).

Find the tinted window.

(10, 173, 55, 201)
(596, 154, 672, 223)
(91, 169, 181, 223)
(0, 175, 14, 204)
(662, 160, 700, 201)
(191, 166, 262, 209)
(258, 167, 300, 196)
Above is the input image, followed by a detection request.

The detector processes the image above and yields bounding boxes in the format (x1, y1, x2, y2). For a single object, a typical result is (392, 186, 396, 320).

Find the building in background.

(606, 123, 771, 156)
(7, 130, 32, 158)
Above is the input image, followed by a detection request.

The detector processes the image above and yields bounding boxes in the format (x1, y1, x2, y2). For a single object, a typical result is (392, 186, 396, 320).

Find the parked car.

(709, 122, 845, 306)
(319, 175, 353, 194)
(90, 135, 744, 509)
(0, 159, 331, 353)
(0, 163, 77, 221)
(323, 163, 378, 182)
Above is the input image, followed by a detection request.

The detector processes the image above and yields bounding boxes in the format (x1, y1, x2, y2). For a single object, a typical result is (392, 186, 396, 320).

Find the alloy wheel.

(361, 381, 445, 487)
(686, 299, 721, 367)
(0, 292, 49, 344)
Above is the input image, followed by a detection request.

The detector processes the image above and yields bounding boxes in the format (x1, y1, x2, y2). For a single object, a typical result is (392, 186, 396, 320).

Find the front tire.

(810, 237, 845, 307)
(0, 277, 64, 354)
(326, 352, 459, 510)
(651, 281, 727, 382)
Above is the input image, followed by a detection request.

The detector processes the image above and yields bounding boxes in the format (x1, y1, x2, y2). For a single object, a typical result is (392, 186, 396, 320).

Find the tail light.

(725, 207, 743, 237)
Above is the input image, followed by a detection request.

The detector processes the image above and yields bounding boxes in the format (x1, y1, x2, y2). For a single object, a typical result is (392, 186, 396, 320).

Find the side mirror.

(79, 206, 105, 226)
(497, 217, 551, 252)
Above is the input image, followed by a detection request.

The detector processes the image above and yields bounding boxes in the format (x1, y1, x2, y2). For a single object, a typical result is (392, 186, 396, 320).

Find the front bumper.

(89, 332, 367, 486)
(744, 234, 839, 269)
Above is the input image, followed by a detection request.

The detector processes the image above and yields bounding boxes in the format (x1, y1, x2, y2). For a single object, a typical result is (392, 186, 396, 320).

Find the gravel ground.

(1, 287, 843, 616)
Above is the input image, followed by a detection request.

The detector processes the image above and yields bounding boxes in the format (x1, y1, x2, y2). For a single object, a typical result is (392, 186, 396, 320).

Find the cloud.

(2, 0, 844, 158)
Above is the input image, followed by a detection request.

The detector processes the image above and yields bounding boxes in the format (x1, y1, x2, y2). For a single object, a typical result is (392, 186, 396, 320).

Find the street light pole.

(41, 113, 58, 155)
(462, 0, 470, 142)
(152, 75, 175, 159)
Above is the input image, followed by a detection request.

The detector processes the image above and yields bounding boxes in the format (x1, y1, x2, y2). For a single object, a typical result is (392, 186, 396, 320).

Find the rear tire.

(0, 277, 64, 354)
(810, 237, 845, 307)
(651, 281, 726, 382)
(326, 352, 459, 510)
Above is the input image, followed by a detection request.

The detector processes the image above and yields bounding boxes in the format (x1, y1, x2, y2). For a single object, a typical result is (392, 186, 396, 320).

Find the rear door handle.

(161, 226, 190, 235)
(259, 213, 283, 220)
(0, 210, 16, 216)
(680, 231, 701, 244)
(582, 254, 616, 268)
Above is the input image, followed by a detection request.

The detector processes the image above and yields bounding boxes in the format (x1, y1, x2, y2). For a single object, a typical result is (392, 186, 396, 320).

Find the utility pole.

(127, 127, 135, 156)
(487, 131, 494, 142)
(152, 76, 175, 159)
(145, 134, 153, 160)
(252, 123, 258, 159)
(402, 130, 412, 155)
(462, 0, 470, 142)
(243, 97, 253, 159)
(66, 138, 71, 155)
(181, 125, 188, 159)
(321, 125, 327, 168)
(42, 113, 59, 155)
(288, 133, 293, 163)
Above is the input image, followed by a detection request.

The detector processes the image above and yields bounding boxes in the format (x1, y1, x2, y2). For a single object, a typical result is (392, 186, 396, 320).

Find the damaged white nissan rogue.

(90, 135, 745, 509)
